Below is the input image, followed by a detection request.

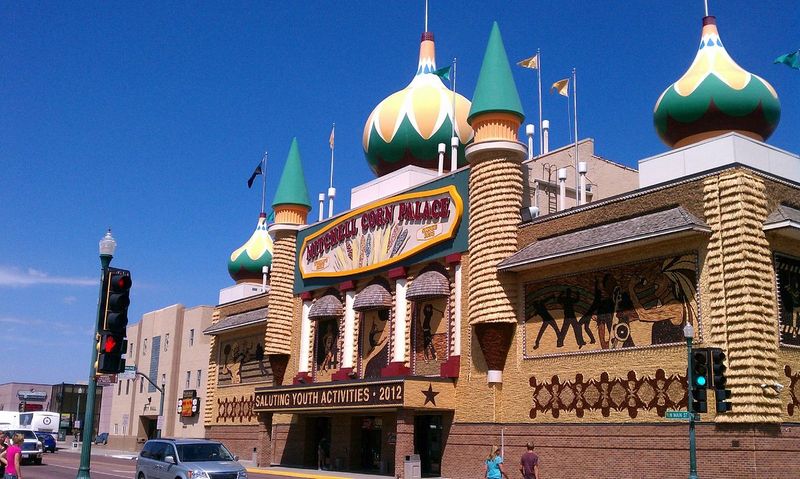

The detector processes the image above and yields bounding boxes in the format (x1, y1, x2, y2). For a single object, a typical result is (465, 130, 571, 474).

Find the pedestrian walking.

(0, 433, 24, 479)
(519, 442, 540, 479)
(485, 445, 508, 479)
(0, 430, 7, 477)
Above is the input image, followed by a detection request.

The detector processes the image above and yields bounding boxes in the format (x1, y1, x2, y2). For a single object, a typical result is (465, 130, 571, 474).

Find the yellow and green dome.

(228, 213, 273, 283)
(363, 32, 474, 177)
(654, 16, 780, 148)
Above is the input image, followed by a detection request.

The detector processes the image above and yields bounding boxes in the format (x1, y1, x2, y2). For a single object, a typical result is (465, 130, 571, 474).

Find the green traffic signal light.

(695, 375, 706, 387)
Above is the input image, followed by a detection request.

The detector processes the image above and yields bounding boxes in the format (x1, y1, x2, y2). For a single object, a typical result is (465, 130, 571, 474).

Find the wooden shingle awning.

(353, 283, 392, 312)
(764, 205, 800, 239)
(308, 293, 343, 320)
(407, 270, 450, 301)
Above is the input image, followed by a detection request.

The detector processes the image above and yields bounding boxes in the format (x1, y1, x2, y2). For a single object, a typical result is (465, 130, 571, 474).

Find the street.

(20, 451, 280, 479)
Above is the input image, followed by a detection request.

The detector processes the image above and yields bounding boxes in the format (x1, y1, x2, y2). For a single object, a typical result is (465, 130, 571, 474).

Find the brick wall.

(441, 422, 800, 479)
(206, 423, 261, 463)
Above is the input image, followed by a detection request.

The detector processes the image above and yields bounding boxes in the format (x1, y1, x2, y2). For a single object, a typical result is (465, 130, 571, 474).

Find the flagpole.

(261, 151, 268, 215)
(451, 57, 458, 172)
(572, 68, 579, 198)
(537, 48, 543, 156)
(328, 123, 336, 218)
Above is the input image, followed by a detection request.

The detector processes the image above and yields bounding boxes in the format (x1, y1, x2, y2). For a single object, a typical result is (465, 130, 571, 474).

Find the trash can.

(404, 454, 421, 479)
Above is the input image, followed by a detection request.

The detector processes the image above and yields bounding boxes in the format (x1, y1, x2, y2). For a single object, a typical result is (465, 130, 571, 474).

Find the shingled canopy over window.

(353, 283, 392, 311)
(407, 270, 449, 301)
(308, 293, 344, 320)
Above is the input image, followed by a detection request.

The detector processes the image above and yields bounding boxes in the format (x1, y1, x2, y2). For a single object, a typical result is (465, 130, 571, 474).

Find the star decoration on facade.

(422, 383, 439, 406)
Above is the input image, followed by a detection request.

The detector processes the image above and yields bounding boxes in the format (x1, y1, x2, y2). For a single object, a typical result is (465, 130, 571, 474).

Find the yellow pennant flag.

(517, 53, 539, 70)
(551, 78, 569, 97)
(329, 124, 335, 150)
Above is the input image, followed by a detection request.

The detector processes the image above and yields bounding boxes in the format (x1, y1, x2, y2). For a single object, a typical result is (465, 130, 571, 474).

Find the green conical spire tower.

(272, 137, 311, 210)
(468, 22, 525, 125)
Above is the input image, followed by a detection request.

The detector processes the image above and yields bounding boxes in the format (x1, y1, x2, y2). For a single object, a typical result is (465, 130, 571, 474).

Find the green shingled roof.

(272, 137, 311, 210)
(468, 22, 525, 124)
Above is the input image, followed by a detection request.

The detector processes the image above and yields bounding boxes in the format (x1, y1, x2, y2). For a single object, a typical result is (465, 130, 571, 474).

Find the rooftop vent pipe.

(542, 120, 550, 154)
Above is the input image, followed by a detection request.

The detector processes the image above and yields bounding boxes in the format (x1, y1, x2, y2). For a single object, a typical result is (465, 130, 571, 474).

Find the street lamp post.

(74, 387, 84, 442)
(683, 323, 699, 479)
(76, 230, 116, 479)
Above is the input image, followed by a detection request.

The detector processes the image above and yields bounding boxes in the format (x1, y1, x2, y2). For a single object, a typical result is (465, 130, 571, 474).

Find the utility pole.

(137, 372, 165, 438)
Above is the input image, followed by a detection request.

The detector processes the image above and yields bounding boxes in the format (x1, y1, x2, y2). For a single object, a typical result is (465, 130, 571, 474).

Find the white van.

(0, 411, 20, 430)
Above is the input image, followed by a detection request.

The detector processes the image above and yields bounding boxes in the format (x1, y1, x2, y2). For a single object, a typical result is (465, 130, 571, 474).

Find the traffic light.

(710, 348, 732, 413)
(96, 267, 131, 374)
(96, 332, 127, 374)
(690, 348, 710, 413)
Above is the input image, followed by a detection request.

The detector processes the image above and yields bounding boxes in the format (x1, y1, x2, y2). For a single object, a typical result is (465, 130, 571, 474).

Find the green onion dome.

(227, 213, 273, 283)
(363, 32, 474, 177)
(654, 16, 780, 148)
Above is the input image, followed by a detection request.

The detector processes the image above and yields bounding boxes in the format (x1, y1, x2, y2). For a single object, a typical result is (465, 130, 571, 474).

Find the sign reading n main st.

(298, 185, 463, 279)
(254, 378, 454, 412)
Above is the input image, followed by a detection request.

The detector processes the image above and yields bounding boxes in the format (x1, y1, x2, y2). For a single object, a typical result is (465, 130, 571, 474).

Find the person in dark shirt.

(519, 442, 539, 479)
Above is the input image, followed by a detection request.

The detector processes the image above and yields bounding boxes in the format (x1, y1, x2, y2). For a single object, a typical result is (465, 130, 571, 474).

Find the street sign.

(157, 415, 165, 430)
(118, 365, 137, 380)
(96, 374, 117, 386)
(665, 410, 698, 420)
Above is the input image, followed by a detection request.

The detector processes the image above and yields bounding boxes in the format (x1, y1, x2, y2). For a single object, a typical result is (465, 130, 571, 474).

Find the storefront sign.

(178, 390, 200, 417)
(17, 390, 47, 401)
(298, 186, 463, 279)
(254, 377, 456, 413)
(255, 380, 405, 411)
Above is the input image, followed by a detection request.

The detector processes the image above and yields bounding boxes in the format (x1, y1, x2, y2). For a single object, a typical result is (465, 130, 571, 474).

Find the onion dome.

(228, 212, 273, 283)
(654, 16, 780, 148)
(363, 32, 474, 177)
(468, 22, 525, 125)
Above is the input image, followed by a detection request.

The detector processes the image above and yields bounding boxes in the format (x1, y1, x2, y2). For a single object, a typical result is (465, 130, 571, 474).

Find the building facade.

(107, 304, 213, 450)
(204, 14, 799, 479)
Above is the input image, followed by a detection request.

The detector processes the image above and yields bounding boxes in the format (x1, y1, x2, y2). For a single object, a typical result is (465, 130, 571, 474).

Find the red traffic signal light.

(103, 268, 132, 333)
(96, 332, 127, 374)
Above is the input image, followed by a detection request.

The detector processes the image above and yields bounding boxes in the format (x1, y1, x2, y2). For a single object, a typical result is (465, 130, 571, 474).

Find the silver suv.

(136, 438, 247, 479)
(7, 429, 42, 465)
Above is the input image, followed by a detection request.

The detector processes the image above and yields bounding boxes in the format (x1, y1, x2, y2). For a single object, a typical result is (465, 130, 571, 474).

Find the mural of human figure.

(577, 281, 599, 346)
(421, 303, 438, 360)
(320, 325, 336, 371)
(531, 298, 565, 349)
(557, 288, 586, 348)
(595, 274, 621, 349)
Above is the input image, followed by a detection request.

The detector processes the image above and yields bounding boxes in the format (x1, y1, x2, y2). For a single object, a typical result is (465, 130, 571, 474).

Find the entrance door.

(414, 415, 443, 477)
(139, 416, 156, 440)
(310, 417, 331, 469)
(359, 416, 382, 472)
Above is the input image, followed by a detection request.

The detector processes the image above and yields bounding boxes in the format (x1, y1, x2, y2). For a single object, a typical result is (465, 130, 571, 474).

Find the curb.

(246, 468, 355, 479)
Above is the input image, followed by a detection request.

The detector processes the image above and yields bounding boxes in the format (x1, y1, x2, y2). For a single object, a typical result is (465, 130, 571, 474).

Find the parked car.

(35, 433, 56, 453)
(7, 429, 42, 464)
(94, 432, 108, 445)
(136, 438, 247, 479)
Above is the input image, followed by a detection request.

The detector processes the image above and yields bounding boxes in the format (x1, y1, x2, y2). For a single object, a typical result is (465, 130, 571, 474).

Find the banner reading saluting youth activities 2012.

(299, 185, 463, 279)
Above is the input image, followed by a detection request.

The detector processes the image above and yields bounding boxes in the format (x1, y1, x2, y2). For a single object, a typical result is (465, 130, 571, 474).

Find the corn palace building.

(203, 16, 800, 479)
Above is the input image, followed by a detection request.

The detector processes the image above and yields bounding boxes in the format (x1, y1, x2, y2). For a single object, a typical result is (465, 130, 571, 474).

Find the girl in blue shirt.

(485, 446, 508, 479)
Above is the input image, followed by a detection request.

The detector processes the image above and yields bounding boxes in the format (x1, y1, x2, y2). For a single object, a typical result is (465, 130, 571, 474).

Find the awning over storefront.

(353, 283, 392, 311)
(499, 206, 710, 271)
(204, 307, 267, 335)
(254, 377, 455, 413)
(308, 293, 344, 319)
(406, 270, 449, 301)
(764, 205, 800, 239)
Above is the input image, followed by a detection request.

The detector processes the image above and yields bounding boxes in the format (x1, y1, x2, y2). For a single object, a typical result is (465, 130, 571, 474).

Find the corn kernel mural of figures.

(413, 300, 448, 375)
(524, 255, 698, 355)
(219, 339, 268, 385)
(361, 309, 389, 378)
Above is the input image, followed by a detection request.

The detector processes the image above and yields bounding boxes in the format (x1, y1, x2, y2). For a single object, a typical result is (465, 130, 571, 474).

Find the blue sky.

(1, 1, 798, 384)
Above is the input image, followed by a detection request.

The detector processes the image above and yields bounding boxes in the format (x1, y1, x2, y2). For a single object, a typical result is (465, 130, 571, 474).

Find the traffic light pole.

(686, 334, 699, 479)
(136, 372, 165, 438)
(75, 253, 111, 479)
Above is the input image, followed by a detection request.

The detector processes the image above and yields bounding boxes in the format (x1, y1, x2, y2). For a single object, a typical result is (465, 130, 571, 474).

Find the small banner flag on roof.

(433, 65, 452, 81)
(329, 124, 335, 150)
(517, 53, 539, 70)
(551, 78, 569, 97)
(775, 50, 800, 70)
(247, 162, 263, 188)
(266, 210, 275, 223)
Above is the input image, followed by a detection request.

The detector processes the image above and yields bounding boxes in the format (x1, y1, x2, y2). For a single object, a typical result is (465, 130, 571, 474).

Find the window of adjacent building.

(117, 381, 122, 396)
(161, 373, 166, 386)
(196, 369, 201, 388)
(189, 329, 195, 346)
(129, 341, 134, 357)
(114, 424, 118, 435)
(122, 423, 127, 435)
(185, 371, 191, 389)
(143, 338, 148, 355)
(164, 333, 170, 352)
(125, 379, 130, 395)
(139, 377, 144, 394)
